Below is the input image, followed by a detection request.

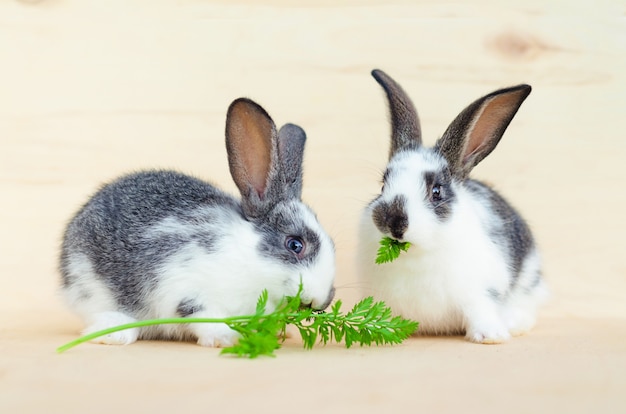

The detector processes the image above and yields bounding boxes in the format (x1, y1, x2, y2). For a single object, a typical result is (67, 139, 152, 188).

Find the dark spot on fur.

(525, 270, 543, 293)
(255, 202, 323, 266)
(530, 271, 542, 287)
(372, 195, 408, 240)
(176, 298, 205, 317)
(423, 170, 456, 221)
(487, 288, 504, 303)
(190, 233, 217, 254)
(465, 179, 537, 291)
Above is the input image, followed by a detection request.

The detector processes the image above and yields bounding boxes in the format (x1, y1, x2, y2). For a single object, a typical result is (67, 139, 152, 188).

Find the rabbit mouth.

(301, 286, 335, 311)
(315, 286, 336, 310)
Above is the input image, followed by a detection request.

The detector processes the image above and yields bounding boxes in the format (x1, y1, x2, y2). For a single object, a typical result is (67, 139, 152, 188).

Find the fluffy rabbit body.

(60, 99, 336, 347)
(358, 70, 547, 343)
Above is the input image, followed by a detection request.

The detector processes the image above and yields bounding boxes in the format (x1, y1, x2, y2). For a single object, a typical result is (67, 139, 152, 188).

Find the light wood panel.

(1, 1, 624, 412)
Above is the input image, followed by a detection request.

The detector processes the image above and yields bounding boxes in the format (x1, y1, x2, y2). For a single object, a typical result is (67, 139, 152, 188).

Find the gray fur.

(435, 84, 531, 180)
(372, 69, 422, 158)
(487, 288, 503, 302)
(465, 180, 535, 288)
(528, 271, 542, 290)
(372, 195, 408, 240)
(60, 170, 241, 312)
(177, 298, 205, 317)
(423, 170, 456, 221)
(255, 202, 322, 266)
(277, 123, 306, 199)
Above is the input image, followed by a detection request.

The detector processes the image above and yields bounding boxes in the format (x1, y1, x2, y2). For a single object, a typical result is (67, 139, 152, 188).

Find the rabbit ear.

(435, 84, 531, 179)
(226, 98, 281, 217)
(371, 69, 422, 159)
(277, 123, 306, 200)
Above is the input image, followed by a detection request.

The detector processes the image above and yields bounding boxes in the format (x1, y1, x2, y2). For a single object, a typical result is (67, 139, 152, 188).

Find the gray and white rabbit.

(60, 98, 336, 347)
(358, 70, 548, 343)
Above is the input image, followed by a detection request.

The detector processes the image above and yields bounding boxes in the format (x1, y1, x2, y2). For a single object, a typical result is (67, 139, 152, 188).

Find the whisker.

(334, 282, 368, 290)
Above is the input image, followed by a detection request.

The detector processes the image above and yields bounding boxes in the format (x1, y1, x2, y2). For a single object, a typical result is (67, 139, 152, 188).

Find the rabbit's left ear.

(371, 69, 422, 160)
(435, 85, 531, 179)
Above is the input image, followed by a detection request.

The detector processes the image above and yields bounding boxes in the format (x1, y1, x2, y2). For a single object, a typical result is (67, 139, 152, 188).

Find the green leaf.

(375, 237, 411, 264)
(56, 282, 419, 358)
(255, 289, 269, 315)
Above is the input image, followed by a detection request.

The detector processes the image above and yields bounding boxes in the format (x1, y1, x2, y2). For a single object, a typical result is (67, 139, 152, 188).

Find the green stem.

(56, 294, 418, 356)
(56, 315, 262, 354)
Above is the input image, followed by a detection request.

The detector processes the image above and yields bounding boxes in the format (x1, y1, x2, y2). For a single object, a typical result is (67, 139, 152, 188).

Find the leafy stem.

(57, 285, 418, 358)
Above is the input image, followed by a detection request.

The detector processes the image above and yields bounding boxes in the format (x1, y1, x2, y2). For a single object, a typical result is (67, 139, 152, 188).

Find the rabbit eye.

(431, 184, 443, 201)
(285, 236, 305, 254)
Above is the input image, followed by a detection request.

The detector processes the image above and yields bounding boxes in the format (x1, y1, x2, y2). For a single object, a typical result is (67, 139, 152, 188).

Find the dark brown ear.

(371, 69, 422, 159)
(225, 98, 279, 217)
(434, 84, 531, 179)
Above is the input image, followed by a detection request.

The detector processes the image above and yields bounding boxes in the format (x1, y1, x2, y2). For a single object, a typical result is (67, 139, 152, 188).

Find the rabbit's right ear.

(372, 69, 422, 159)
(225, 98, 280, 218)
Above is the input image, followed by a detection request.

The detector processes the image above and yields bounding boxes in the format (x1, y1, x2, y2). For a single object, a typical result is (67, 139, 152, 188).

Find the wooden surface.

(1, 1, 625, 412)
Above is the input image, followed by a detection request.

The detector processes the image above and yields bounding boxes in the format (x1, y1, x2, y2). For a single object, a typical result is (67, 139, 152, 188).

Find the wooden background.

(1, 1, 625, 412)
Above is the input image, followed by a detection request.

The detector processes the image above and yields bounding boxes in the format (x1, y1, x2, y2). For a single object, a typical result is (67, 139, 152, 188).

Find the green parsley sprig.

(56, 285, 418, 358)
(376, 236, 411, 264)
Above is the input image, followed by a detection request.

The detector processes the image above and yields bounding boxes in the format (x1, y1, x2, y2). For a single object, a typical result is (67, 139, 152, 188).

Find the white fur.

(502, 250, 549, 336)
(62, 254, 140, 345)
(61, 252, 119, 322)
(147, 216, 289, 345)
(82, 312, 139, 345)
(63, 203, 335, 348)
(291, 203, 337, 310)
(357, 150, 545, 344)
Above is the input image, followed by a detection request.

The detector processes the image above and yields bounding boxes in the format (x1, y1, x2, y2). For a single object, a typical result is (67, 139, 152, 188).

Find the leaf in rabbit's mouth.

(376, 237, 411, 264)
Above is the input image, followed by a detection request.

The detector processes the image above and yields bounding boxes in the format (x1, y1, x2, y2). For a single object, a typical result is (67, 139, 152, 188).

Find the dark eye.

(285, 236, 305, 254)
(431, 184, 443, 201)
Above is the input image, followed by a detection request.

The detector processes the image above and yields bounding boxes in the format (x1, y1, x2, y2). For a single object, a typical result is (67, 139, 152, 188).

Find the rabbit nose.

(373, 196, 408, 240)
(311, 287, 335, 311)
(390, 225, 406, 240)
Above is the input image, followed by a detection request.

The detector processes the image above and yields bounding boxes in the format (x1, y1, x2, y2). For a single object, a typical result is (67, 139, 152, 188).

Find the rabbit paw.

(503, 309, 537, 337)
(84, 311, 139, 345)
(194, 323, 241, 348)
(466, 325, 511, 344)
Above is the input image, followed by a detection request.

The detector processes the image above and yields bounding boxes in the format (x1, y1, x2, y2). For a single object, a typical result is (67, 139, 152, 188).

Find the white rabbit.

(358, 70, 548, 344)
(60, 98, 336, 347)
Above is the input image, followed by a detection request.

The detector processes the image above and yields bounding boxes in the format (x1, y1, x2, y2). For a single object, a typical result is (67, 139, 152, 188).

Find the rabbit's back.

(60, 170, 241, 312)
(465, 180, 536, 280)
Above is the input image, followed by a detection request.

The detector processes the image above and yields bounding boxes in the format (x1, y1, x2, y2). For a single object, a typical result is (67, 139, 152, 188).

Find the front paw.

(84, 311, 139, 345)
(194, 323, 241, 348)
(466, 326, 511, 344)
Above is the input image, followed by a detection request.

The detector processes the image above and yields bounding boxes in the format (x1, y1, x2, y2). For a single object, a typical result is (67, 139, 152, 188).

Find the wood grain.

(1, 1, 625, 412)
